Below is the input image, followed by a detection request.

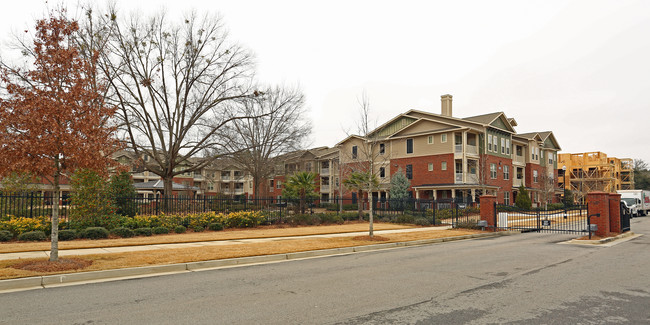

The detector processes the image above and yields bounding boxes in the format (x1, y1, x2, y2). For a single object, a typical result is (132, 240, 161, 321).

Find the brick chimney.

(441, 94, 452, 117)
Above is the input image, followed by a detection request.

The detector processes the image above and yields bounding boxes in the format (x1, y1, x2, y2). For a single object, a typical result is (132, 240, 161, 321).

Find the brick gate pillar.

(480, 195, 497, 228)
(587, 192, 610, 237)
(609, 193, 622, 234)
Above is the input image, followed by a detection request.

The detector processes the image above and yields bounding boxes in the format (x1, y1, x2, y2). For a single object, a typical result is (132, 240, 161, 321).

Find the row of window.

(487, 134, 510, 155)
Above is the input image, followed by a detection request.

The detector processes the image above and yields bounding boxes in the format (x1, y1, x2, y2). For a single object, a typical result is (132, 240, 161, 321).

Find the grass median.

(0, 223, 483, 280)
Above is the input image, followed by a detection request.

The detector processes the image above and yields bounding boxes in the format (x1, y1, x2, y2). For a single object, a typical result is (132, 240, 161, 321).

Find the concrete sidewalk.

(1, 228, 519, 292)
(0, 226, 451, 261)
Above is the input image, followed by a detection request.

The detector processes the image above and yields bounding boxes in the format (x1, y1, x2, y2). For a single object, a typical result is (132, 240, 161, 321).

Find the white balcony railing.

(455, 173, 463, 182)
(466, 145, 478, 155)
(513, 178, 523, 187)
(455, 144, 462, 153)
(320, 168, 330, 176)
(320, 184, 330, 192)
(514, 155, 525, 164)
(221, 175, 231, 181)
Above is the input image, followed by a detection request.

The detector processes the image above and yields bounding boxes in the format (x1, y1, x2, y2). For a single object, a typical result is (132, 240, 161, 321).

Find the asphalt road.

(2, 218, 649, 324)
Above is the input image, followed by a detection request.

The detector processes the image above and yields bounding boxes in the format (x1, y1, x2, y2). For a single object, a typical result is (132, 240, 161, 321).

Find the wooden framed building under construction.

(557, 152, 634, 203)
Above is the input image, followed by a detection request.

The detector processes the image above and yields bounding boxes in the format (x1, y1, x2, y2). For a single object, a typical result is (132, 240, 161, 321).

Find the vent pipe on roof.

(441, 94, 453, 117)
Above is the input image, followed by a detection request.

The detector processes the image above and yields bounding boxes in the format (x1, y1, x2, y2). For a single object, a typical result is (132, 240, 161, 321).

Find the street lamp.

(562, 165, 568, 218)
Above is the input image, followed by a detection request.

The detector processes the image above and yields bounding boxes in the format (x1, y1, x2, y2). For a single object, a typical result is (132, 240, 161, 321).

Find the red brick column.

(480, 195, 497, 228)
(609, 193, 622, 234)
(587, 192, 610, 237)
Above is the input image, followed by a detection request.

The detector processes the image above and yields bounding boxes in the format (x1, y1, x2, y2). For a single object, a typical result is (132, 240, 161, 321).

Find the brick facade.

(484, 155, 514, 204)
(390, 154, 455, 188)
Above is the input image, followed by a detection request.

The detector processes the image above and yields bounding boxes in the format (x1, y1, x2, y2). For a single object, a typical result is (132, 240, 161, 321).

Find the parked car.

(618, 190, 650, 216)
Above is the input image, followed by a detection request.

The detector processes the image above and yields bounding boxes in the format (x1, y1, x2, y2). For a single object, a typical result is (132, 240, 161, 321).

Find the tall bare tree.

(340, 92, 390, 236)
(220, 85, 311, 198)
(81, 8, 264, 196)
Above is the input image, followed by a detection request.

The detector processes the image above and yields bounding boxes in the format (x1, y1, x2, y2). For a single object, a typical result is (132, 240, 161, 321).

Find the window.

(549, 152, 554, 165)
(490, 163, 497, 179)
(379, 167, 386, 178)
(504, 165, 509, 180)
(501, 138, 505, 154)
(428, 135, 434, 144)
(335, 178, 339, 186)
(276, 180, 282, 189)
(506, 139, 510, 155)
(493, 136, 498, 152)
(428, 163, 433, 171)
(441, 161, 447, 170)
(504, 191, 510, 205)
(488, 135, 493, 151)
(406, 164, 413, 179)
(406, 139, 413, 154)
(540, 150, 544, 160)
(441, 134, 447, 143)
(533, 170, 538, 183)
(379, 143, 385, 155)
(352, 146, 358, 159)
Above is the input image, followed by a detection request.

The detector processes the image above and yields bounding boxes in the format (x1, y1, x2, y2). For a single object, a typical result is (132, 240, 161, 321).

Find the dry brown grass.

(0, 222, 416, 254)
(0, 228, 481, 280)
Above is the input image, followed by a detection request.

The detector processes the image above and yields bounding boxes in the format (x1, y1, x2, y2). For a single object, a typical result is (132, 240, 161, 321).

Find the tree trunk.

(163, 177, 173, 213)
(369, 193, 374, 237)
(358, 190, 363, 220)
(49, 159, 60, 262)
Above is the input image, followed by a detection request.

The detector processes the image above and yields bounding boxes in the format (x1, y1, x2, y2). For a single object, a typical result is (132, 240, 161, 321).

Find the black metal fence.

(493, 203, 589, 234)
(0, 193, 481, 228)
(0, 193, 70, 220)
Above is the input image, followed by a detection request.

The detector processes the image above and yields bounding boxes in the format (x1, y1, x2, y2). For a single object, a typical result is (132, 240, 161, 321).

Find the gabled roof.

(538, 131, 561, 151)
(463, 112, 503, 125)
(462, 112, 516, 133)
(335, 135, 366, 146)
(514, 132, 543, 141)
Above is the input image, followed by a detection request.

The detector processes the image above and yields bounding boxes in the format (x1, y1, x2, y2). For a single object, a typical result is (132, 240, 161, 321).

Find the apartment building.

(112, 151, 255, 199)
(557, 152, 634, 203)
(336, 94, 562, 206)
(263, 147, 341, 202)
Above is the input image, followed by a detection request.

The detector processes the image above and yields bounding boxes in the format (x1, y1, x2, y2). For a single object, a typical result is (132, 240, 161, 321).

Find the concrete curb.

(565, 231, 641, 246)
(0, 231, 517, 292)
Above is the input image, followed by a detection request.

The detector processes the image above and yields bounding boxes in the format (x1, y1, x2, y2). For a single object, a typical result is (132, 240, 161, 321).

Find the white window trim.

(428, 135, 434, 144)
(501, 138, 505, 154)
(488, 134, 492, 152)
(428, 163, 433, 171)
(441, 134, 447, 143)
(441, 161, 447, 170)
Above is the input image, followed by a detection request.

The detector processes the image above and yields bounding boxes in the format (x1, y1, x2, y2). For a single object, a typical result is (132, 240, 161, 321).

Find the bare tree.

(538, 166, 557, 209)
(219, 85, 311, 198)
(340, 92, 390, 237)
(80, 8, 264, 196)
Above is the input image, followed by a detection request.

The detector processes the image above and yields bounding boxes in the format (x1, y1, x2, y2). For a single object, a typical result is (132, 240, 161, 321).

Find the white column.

(462, 131, 468, 183)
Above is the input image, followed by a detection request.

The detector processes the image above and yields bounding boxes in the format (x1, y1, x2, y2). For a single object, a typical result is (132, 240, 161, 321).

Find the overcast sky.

(2, 0, 649, 165)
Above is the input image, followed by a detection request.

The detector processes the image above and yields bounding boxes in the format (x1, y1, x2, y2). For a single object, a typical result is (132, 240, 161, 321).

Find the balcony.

(514, 155, 525, 164)
(320, 184, 330, 192)
(234, 189, 244, 195)
(221, 175, 231, 181)
(513, 178, 523, 187)
(320, 168, 330, 176)
(455, 173, 463, 183)
(454, 144, 478, 156)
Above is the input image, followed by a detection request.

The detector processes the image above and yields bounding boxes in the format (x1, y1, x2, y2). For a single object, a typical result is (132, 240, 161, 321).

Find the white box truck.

(617, 190, 650, 217)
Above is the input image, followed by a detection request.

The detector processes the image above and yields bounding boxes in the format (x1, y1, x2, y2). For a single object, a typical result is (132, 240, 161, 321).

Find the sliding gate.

(494, 204, 589, 234)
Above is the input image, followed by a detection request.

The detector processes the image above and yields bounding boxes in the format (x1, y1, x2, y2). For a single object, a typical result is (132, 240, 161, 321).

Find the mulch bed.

(11, 258, 93, 272)
(351, 235, 389, 241)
